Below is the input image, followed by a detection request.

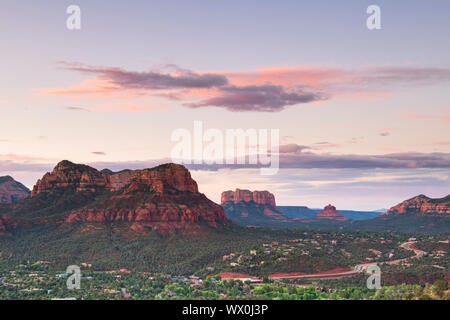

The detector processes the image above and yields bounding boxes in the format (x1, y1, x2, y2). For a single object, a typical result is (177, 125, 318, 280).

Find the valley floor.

(0, 228, 448, 300)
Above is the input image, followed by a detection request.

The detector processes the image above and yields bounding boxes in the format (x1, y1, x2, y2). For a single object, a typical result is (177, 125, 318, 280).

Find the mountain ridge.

(0, 175, 30, 204)
(1, 160, 229, 233)
(386, 194, 450, 216)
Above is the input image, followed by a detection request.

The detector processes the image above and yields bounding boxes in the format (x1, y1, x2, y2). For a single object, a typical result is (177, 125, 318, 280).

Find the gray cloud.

(88, 152, 450, 171)
(2, 152, 449, 178)
(66, 106, 90, 112)
(277, 152, 450, 169)
(55, 62, 450, 113)
(0, 161, 53, 173)
(279, 144, 310, 153)
(59, 62, 228, 90)
(185, 84, 326, 112)
(360, 66, 450, 86)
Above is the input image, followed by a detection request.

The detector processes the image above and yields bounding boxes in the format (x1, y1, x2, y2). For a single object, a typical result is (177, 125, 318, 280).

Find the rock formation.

(65, 163, 228, 231)
(2, 161, 228, 234)
(31, 160, 111, 196)
(386, 194, 450, 216)
(316, 204, 348, 221)
(0, 176, 30, 204)
(221, 189, 287, 223)
(101, 169, 135, 191)
(221, 189, 276, 207)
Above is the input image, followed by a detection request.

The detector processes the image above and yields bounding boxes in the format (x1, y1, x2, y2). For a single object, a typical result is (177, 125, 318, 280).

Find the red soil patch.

(315, 266, 352, 275)
(119, 268, 131, 274)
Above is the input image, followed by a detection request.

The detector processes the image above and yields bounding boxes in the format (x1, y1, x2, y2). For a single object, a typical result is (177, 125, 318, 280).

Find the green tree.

(432, 280, 448, 298)
(418, 294, 432, 300)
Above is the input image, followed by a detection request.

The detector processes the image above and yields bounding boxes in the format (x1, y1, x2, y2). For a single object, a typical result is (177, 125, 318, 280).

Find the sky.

(0, 0, 449, 210)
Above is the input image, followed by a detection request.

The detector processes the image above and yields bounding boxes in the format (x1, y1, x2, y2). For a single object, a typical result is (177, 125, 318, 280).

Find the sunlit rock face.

(386, 195, 450, 216)
(316, 204, 348, 221)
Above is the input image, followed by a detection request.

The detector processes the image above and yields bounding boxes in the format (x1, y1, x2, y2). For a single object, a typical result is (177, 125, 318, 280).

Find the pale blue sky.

(0, 1, 449, 210)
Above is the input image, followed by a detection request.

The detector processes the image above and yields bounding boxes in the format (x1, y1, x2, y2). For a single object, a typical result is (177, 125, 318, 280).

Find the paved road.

(354, 241, 426, 271)
(400, 241, 426, 258)
(269, 269, 358, 280)
(269, 241, 426, 280)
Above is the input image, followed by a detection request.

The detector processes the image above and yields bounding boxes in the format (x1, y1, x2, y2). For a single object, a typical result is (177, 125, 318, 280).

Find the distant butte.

(316, 204, 348, 221)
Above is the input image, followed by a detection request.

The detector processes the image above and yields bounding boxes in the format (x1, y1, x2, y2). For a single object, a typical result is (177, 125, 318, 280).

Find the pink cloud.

(434, 141, 450, 146)
(39, 78, 148, 100)
(222, 66, 349, 88)
(85, 102, 166, 112)
(36, 62, 450, 112)
(0, 154, 54, 162)
(401, 113, 450, 123)
(401, 113, 434, 120)
(311, 142, 340, 149)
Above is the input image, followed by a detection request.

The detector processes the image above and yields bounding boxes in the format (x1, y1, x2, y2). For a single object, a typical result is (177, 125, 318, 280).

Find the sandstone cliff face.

(221, 189, 287, 222)
(316, 204, 348, 221)
(221, 189, 276, 207)
(107, 170, 134, 191)
(386, 195, 450, 216)
(0, 161, 228, 234)
(31, 160, 111, 197)
(123, 164, 198, 194)
(66, 163, 228, 231)
(0, 176, 30, 204)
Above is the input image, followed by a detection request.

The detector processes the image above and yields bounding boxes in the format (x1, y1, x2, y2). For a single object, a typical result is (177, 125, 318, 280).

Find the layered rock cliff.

(66, 163, 228, 232)
(386, 194, 450, 216)
(221, 189, 287, 223)
(0, 176, 30, 204)
(221, 189, 276, 207)
(1, 161, 228, 234)
(102, 169, 134, 191)
(316, 204, 348, 221)
(31, 160, 111, 197)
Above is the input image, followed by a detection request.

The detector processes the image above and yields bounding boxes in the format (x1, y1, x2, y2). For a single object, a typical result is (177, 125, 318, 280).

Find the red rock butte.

(386, 194, 450, 216)
(316, 204, 348, 221)
(221, 189, 276, 207)
(31, 160, 111, 197)
(25, 160, 229, 233)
